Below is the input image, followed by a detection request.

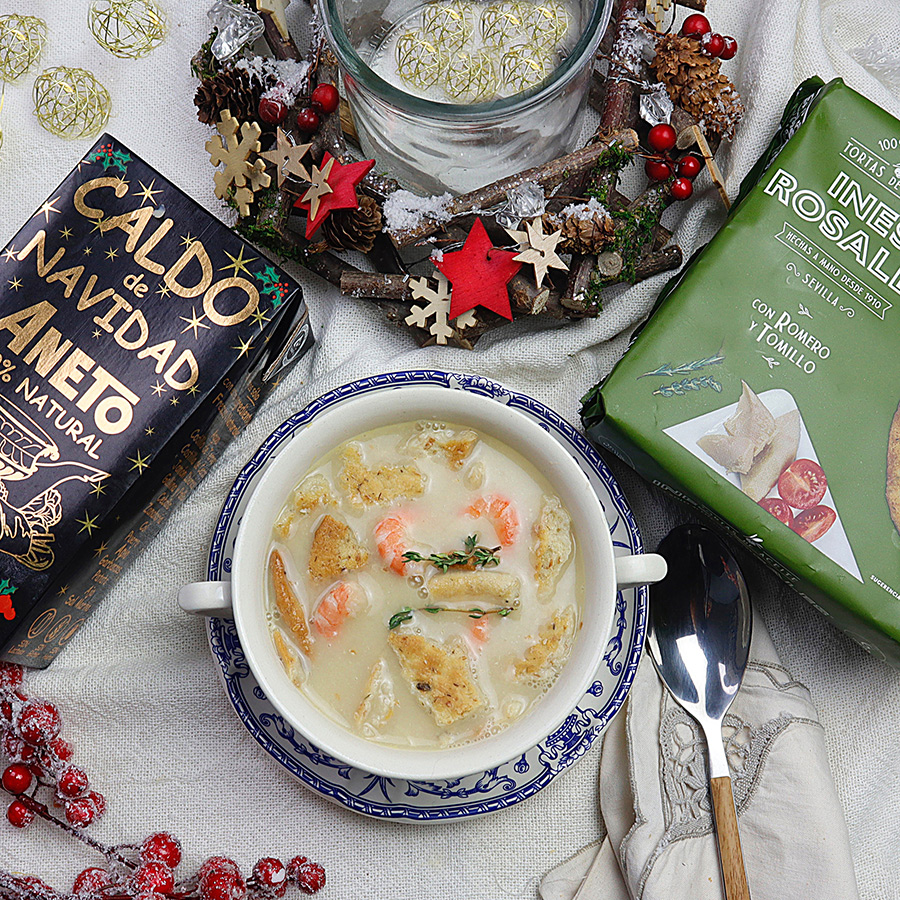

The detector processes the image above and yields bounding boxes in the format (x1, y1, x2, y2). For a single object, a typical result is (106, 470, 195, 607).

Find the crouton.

(339, 444, 426, 508)
(274, 474, 335, 538)
(269, 549, 312, 655)
(403, 427, 479, 469)
(388, 632, 484, 726)
(355, 658, 398, 737)
(514, 607, 576, 685)
(308, 514, 368, 581)
(427, 570, 521, 602)
(532, 496, 573, 597)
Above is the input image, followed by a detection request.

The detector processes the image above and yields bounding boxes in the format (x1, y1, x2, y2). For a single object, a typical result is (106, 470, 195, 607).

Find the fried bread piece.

(532, 495, 573, 598)
(269, 549, 312, 655)
(403, 427, 479, 469)
(355, 658, 398, 737)
(388, 632, 484, 726)
(514, 607, 577, 686)
(427, 570, 521, 602)
(339, 443, 426, 508)
(274, 474, 336, 538)
(308, 514, 368, 581)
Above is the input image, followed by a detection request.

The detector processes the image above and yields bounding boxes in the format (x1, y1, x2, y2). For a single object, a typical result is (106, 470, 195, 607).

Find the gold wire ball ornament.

(395, 31, 448, 91)
(0, 14, 48, 83)
(480, 2, 527, 48)
(88, 0, 167, 59)
(33, 67, 111, 139)
(520, 2, 570, 50)
(442, 50, 497, 103)
(420, 1, 477, 54)
(499, 44, 554, 94)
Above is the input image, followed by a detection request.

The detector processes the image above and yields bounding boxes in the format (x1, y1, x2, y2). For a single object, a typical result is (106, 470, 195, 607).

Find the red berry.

(65, 797, 96, 828)
(58, 765, 89, 798)
(7, 799, 34, 828)
(645, 157, 673, 181)
(0, 661, 23, 691)
(86, 790, 106, 818)
(295, 108, 320, 133)
(16, 701, 61, 744)
(702, 32, 725, 58)
(720, 36, 738, 60)
(50, 737, 73, 761)
(1, 700, 12, 721)
(199, 858, 241, 881)
(141, 832, 183, 869)
(295, 862, 325, 896)
(133, 861, 174, 895)
(258, 97, 288, 126)
(677, 155, 702, 179)
(200, 873, 246, 900)
(670, 176, 694, 200)
(2, 763, 33, 794)
(2, 731, 33, 761)
(647, 123, 677, 153)
(252, 859, 286, 897)
(73, 868, 113, 895)
(681, 13, 711, 36)
(310, 83, 339, 115)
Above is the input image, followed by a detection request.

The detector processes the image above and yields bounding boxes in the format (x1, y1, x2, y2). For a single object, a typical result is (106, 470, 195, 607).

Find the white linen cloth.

(1, 1, 899, 899)
(539, 619, 860, 900)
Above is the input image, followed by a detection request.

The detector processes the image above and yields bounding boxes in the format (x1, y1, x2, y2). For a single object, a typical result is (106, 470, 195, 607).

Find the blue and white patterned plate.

(206, 371, 647, 821)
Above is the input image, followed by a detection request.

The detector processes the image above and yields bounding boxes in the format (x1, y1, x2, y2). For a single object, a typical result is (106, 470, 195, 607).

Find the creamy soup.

(265, 421, 583, 749)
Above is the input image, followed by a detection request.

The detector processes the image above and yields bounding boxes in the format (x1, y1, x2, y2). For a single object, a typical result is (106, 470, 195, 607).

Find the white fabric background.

(0, 1, 898, 898)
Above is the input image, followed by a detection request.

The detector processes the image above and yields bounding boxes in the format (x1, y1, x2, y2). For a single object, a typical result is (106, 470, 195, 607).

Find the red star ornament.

(294, 152, 376, 239)
(435, 218, 521, 320)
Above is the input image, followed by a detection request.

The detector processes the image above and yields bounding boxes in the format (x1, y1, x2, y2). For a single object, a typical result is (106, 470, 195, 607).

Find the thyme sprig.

(388, 601, 519, 630)
(402, 534, 501, 573)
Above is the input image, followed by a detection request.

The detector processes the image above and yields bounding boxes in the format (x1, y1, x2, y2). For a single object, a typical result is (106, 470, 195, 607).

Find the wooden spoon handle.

(710, 775, 751, 900)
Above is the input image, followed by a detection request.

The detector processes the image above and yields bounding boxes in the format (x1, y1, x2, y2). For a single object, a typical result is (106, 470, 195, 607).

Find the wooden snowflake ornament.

(404, 272, 477, 344)
(509, 217, 567, 288)
(259, 126, 311, 187)
(206, 108, 271, 216)
(294, 151, 376, 239)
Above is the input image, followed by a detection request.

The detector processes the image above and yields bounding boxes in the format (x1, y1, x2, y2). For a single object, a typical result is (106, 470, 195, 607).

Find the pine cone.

(652, 33, 744, 140)
(320, 195, 383, 253)
(194, 66, 263, 126)
(543, 208, 616, 254)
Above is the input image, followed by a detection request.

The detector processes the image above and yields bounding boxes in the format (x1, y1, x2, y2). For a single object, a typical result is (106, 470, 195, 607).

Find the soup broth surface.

(265, 421, 583, 749)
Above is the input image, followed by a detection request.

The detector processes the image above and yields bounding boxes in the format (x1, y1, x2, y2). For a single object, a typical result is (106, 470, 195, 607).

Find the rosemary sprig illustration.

(388, 601, 519, 630)
(652, 375, 722, 397)
(639, 353, 725, 378)
(403, 534, 501, 573)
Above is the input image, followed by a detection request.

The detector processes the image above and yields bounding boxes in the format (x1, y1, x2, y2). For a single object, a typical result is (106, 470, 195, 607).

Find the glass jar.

(321, 0, 613, 194)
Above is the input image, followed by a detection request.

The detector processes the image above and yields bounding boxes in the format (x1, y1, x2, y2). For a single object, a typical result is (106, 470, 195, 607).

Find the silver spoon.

(647, 524, 752, 900)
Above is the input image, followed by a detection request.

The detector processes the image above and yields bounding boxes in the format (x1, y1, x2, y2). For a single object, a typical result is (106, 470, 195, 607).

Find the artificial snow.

(238, 57, 310, 105)
(560, 197, 610, 221)
(382, 190, 453, 234)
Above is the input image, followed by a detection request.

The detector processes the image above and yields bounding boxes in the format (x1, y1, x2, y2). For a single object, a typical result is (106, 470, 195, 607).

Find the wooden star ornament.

(512, 218, 568, 288)
(294, 152, 376, 239)
(435, 218, 522, 320)
(259, 127, 312, 187)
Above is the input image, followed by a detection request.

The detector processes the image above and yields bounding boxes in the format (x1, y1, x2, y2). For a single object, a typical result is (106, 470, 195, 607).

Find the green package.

(583, 78, 900, 667)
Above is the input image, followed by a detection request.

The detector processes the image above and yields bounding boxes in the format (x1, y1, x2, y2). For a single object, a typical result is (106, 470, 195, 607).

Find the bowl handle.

(614, 553, 667, 589)
(178, 581, 233, 618)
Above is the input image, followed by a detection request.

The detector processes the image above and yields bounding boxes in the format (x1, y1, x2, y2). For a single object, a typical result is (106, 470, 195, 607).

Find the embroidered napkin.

(540, 617, 859, 900)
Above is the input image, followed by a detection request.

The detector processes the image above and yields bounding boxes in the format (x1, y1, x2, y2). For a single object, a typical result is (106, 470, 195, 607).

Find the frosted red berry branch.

(0, 662, 326, 900)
